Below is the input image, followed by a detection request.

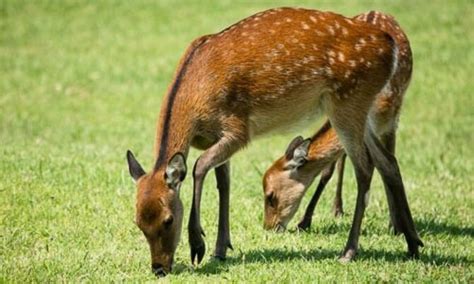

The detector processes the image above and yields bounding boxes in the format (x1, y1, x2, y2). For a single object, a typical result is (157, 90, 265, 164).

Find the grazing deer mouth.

(274, 222, 286, 232)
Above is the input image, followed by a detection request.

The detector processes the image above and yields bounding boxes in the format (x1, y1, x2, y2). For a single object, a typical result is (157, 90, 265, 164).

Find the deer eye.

(266, 192, 275, 207)
(163, 215, 174, 227)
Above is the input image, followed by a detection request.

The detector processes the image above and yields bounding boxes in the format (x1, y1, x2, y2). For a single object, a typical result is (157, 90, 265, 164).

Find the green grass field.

(1, 0, 473, 282)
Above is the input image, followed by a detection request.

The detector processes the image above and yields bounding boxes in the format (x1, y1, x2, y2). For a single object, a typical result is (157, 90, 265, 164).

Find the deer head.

(126, 151, 186, 277)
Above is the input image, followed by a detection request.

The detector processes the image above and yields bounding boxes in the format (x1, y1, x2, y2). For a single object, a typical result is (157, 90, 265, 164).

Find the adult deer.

(126, 7, 423, 276)
(263, 11, 414, 234)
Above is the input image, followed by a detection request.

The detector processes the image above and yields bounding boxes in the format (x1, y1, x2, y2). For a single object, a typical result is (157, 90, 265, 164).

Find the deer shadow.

(174, 245, 471, 276)
(415, 218, 474, 237)
(172, 218, 473, 275)
(296, 216, 474, 238)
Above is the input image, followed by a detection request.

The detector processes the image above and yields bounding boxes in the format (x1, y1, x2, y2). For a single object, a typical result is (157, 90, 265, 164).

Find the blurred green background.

(1, 0, 473, 282)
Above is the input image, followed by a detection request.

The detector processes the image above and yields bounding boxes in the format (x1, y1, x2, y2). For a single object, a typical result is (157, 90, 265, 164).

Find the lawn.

(1, 0, 473, 282)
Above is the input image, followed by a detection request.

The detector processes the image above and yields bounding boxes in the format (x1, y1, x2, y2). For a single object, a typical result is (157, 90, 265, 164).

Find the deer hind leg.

(379, 130, 402, 235)
(365, 129, 423, 258)
(188, 122, 247, 264)
(325, 99, 375, 262)
(297, 162, 336, 231)
(332, 154, 347, 217)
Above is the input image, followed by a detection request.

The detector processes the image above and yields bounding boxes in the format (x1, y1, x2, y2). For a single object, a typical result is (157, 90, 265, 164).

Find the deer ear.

(165, 153, 187, 190)
(285, 138, 311, 169)
(127, 150, 146, 182)
(285, 136, 305, 160)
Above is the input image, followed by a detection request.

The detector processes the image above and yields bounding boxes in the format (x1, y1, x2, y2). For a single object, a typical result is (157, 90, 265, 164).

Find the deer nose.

(275, 223, 286, 233)
(151, 263, 167, 277)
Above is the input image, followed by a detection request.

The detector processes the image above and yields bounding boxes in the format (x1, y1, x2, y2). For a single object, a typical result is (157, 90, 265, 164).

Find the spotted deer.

(263, 11, 413, 233)
(126, 7, 423, 276)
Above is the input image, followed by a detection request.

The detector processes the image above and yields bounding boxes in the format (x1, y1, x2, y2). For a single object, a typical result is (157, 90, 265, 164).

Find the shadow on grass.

(295, 218, 473, 237)
(178, 246, 471, 275)
(172, 219, 473, 275)
(415, 218, 474, 237)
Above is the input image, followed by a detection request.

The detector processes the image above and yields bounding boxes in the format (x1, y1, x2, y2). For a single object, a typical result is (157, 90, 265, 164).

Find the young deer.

(126, 7, 422, 276)
(263, 11, 413, 233)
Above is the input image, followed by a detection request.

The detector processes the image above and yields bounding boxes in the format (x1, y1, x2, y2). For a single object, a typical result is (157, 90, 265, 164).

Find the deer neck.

(153, 93, 198, 170)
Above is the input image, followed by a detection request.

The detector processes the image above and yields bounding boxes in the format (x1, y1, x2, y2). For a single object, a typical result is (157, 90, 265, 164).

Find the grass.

(1, 0, 473, 282)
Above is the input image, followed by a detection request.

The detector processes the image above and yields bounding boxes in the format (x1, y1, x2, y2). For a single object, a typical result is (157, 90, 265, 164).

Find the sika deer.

(126, 7, 423, 276)
(263, 11, 413, 233)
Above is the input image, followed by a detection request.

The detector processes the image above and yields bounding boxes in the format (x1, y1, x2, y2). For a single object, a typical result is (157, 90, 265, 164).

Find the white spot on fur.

(366, 61, 372, 67)
(334, 21, 340, 29)
(327, 25, 335, 35)
(312, 44, 319, 51)
(349, 60, 356, 67)
(299, 43, 306, 49)
(274, 21, 281, 25)
(338, 52, 345, 62)
(329, 57, 335, 65)
(359, 58, 365, 63)
(344, 70, 351, 78)
(270, 29, 276, 34)
(291, 38, 299, 43)
(302, 22, 310, 30)
(315, 30, 325, 36)
(286, 18, 292, 23)
(342, 27, 348, 35)
(325, 67, 333, 76)
(309, 16, 317, 23)
(327, 50, 336, 57)
(241, 32, 248, 36)
(378, 48, 384, 54)
(277, 43, 285, 49)
(344, 18, 354, 25)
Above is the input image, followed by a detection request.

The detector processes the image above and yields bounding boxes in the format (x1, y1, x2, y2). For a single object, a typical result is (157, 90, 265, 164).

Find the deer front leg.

(214, 161, 233, 259)
(188, 159, 207, 265)
(188, 130, 246, 265)
(297, 162, 336, 231)
(332, 154, 346, 217)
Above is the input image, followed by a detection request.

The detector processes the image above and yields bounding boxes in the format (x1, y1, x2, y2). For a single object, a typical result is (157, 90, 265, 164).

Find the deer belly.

(248, 88, 325, 137)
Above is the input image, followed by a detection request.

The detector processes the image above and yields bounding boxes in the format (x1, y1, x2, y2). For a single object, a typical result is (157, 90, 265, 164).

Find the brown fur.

(263, 11, 413, 233)
(127, 8, 421, 275)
